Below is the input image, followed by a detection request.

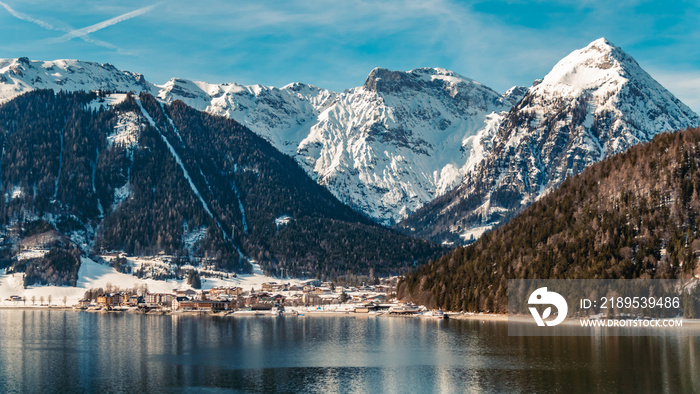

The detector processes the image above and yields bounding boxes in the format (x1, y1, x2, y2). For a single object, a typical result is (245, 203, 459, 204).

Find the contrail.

(0, 1, 58, 31)
(52, 2, 162, 43)
(0, 1, 117, 49)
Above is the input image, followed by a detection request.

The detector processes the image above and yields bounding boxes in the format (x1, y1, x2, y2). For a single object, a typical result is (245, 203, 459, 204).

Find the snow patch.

(87, 93, 128, 111)
(112, 182, 131, 208)
(9, 186, 23, 201)
(182, 224, 207, 251)
(275, 215, 293, 227)
(107, 112, 141, 150)
(459, 225, 492, 242)
(16, 249, 49, 261)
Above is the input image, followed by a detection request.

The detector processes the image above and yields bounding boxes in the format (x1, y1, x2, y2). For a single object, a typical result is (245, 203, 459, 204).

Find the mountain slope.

(143, 68, 514, 225)
(0, 58, 512, 225)
(398, 127, 700, 312)
(296, 68, 511, 224)
(398, 38, 700, 244)
(156, 78, 337, 155)
(0, 90, 443, 284)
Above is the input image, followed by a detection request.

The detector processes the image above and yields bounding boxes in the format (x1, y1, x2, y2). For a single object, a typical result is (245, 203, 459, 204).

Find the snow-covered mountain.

(0, 58, 511, 225)
(0, 57, 336, 155)
(0, 57, 156, 101)
(0, 90, 443, 282)
(295, 68, 511, 223)
(155, 68, 512, 224)
(156, 78, 337, 154)
(3, 39, 697, 233)
(399, 38, 700, 244)
(503, 85, 529, 105)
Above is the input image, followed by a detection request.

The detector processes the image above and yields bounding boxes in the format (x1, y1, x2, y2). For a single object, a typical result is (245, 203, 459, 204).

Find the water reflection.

(0, 310, 697, 392)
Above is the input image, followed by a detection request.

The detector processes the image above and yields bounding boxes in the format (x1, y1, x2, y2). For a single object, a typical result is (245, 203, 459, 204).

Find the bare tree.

(31, 295, 36, 306)
(63, 296, 67, 307)
(48, 295, 52, 306)
(40, 296, 45, 305)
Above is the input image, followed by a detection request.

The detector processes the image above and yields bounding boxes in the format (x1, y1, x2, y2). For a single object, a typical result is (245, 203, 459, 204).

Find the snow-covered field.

(0, 256, 302, 307)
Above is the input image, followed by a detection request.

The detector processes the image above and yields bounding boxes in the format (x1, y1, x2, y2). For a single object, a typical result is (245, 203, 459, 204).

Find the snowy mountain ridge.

(296, 67, 511, 222)
(0, 57, 512, 225)
(2, 38, 698, 233)
(398, 38, 700, 244)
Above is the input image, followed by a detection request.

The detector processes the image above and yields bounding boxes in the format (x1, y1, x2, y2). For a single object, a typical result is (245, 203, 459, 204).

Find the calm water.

(0, 310, 698, 393)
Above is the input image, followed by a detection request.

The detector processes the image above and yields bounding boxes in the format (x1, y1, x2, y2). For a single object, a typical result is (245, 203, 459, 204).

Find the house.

(354, 303, 377, 313)
(245, 294, 259, 307)
(127, 294, 143, 306)
(96, 293, 118, 308)
(272, 294, 285, 304)
(302, 293, 321, 306)
(146, 293, 175, 306)
(175, 289, 198, 299)
(351, 294, 367, 302)
(175, 300, 233, 311)
(301, 279, 321, 287)
(209, 287, 242, 297)
(119, 293, 130, 305)
(171, 296, 190, 310)
(374, 285, 389, 294)
(367, 294, 387, 302)
(77, 299, 91, 308)
(285, 294, 303, 306)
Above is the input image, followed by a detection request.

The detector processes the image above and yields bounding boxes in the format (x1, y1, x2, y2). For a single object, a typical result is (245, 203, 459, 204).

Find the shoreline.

(0, 305, 74, 310)
(2, 306, 699, 328)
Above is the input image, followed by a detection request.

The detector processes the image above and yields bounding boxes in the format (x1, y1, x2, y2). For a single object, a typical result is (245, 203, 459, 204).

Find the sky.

(0, 0, 699, 112)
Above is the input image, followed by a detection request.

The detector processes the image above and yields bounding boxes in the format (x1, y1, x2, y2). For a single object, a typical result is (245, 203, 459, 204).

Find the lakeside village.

(0, 243, 447, 318)
(5, 279, 447, 318)
(80, 280, 446, 318)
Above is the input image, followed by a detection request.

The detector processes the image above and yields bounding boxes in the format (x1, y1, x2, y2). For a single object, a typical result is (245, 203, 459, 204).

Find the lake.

(0, 310, 698, 393)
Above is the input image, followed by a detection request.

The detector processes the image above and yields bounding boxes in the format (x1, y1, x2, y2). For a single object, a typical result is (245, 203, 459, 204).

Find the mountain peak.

(536, 38, 640, 95)
(0, 57, 156, 105)
(362, 66, 479, 93)
(400, 38, 700, 245)
(363, 68, 418, 92)
(587, 37, 614, 49)
(503, 85, 529, 104)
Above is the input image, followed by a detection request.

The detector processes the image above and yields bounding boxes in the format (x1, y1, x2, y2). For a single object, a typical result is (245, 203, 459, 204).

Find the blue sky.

(1, 0, 699, 112)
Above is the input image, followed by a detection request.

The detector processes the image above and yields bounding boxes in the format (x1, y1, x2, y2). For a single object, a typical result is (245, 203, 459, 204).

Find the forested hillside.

(399, 127, 700, 312)
(0, 90, 443, 285)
